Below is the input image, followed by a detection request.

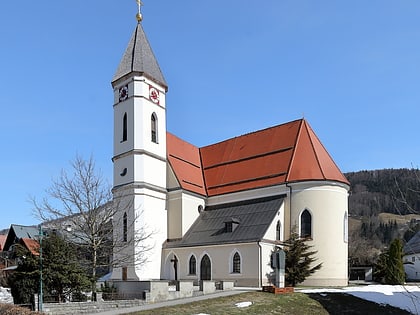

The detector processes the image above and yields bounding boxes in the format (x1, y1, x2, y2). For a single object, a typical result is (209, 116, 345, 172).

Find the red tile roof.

(167, 119, 349, 197)
(167, 132, 207, 196)
(20, 238, 40, 256)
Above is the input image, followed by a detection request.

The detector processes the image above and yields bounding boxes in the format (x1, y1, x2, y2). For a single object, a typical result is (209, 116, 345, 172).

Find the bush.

(0, 303, 44, 315)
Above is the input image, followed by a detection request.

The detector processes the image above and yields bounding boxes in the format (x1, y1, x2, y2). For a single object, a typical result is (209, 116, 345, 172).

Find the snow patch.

(235, 301, 252, 308)
(301, 285, 420, 314)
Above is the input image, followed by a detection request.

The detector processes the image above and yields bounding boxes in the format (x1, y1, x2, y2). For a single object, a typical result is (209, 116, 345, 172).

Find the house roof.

(3, 225, 39, 252)
(165, 195, 284, 248)
(167, 119, 349, 197)
(0, 235, 6, 251)
(112, 22, 167, 89)
(404, 231, 420, 255)
(20, 238, 39, 256)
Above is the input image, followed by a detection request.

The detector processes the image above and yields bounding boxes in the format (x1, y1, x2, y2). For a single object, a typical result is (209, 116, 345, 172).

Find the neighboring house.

(1, 225, 40, 281)
(3, 225, 39, 254)
(110, 13, 350, 288)
(404, 231, 420, 281)
(0, 235, 6, 253)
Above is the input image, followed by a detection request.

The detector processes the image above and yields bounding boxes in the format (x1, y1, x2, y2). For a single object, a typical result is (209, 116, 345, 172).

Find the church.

(110, 7, 349, 287)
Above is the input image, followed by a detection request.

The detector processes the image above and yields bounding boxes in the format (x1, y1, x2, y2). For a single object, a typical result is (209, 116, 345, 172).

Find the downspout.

(257, 242, 262, 287)
(286, 183, 293, 234)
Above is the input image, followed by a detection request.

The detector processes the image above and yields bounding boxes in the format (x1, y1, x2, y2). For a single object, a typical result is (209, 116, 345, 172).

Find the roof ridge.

(200, 118, 304, 149)
(285, 119, 304, 182)
(303, 120, 326, 179)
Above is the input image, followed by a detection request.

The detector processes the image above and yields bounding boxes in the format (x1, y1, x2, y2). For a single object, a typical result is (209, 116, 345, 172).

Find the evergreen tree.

(43, 233, 90, 302)
(8, 233, 90, 304)
(385, 239, 405, 285)
(374, 239, 405, 285)
(7, 245, 39, 305)
(284, 231, 322, 287)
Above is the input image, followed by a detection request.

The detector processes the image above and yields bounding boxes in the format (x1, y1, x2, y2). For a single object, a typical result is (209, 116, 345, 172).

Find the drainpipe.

(286, 183, 293, 234)
(257, 242, 262, 287)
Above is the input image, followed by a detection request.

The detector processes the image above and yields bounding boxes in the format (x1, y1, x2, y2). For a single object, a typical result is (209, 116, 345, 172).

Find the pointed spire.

(112, 2, 167, 89)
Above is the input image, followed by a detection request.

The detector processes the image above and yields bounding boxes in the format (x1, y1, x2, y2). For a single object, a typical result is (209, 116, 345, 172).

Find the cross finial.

(136, 0, 143, 22)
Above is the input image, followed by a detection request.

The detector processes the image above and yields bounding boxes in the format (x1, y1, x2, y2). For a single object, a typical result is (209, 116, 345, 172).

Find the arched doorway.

(200, 254, 211, 280)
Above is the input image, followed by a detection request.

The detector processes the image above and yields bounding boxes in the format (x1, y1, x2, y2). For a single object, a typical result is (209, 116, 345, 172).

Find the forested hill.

(345, 169, 420, 216)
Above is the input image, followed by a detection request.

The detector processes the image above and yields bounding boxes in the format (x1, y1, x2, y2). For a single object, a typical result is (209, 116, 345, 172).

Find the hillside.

(345, 168, 420, 265)
(345, 168, 420, 216)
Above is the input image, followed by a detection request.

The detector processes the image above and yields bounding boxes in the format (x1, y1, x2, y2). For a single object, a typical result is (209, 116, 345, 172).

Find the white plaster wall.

(263, 202, 285, 241)
(167, 190, 205, 240)
(132, 80, 166, 158)
(167, 191, 182, 239)
(134, 188, 167, 280)
(162, 243, 261, 287)
(289, 182, 349, 286)
(404, 254, 420, 280)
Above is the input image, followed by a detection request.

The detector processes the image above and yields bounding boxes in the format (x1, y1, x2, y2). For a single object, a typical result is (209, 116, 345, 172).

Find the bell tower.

(111, 1, 168, 280)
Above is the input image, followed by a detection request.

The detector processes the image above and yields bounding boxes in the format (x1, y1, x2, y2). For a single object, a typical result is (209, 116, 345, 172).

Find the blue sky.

(1, 1, 420, 229)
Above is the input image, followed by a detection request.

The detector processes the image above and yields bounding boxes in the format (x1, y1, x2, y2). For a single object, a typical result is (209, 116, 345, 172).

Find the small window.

(225, 222, 233, 233)
(232, 252, 241, 273)
(151, 113, 158, 143)
(276, 220, 281, 241)
(225, 218, 240, 233)
(123, 212, 127, 242)
(189, 255, 197, 275)
(122, 266, 127, 281)
(122, 113, 127, 142)
(413, 256, 416, 263)
(300, 210, 312, 238)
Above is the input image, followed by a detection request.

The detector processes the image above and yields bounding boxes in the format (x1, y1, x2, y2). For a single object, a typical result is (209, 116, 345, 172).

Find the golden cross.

(136, 0, 143, 22)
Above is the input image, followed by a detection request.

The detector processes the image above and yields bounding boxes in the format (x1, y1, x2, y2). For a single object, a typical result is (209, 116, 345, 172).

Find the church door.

(200, 254, 211, 280)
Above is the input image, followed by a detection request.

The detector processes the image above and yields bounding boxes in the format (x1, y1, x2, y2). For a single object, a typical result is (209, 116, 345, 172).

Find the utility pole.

(38, 225, 43, 312)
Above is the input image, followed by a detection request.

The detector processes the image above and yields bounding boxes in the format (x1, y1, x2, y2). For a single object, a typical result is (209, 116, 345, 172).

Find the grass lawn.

(126, 291, 411, 315)
(127, 292, 328, 315)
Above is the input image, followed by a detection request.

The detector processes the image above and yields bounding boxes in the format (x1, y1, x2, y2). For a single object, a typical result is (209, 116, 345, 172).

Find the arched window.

(276, 220, 281, 241)
(344, 212, 348, 243)
(123, 212, 127, 242)
(151, 113, 158, 143)
(232, 252, 241, 273)
(122, 113, 127, 142)
(189, 255, 196, 275)
(300, 209, 312, 238)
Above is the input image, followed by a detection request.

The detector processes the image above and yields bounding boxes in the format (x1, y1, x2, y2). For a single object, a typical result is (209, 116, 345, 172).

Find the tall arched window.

(232, 252, 241, 273)
(344, 212, 348, 243)
(122, 113, 127, 142)
(300, 209, 312, 238)
(276, 220, 281, 241)
(189, 255, 196, 275)
(123, 212, 127, 242)
(151, 113, 158, 143)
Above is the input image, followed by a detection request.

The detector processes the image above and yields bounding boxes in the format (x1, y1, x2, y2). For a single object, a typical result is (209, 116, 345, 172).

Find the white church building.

(110, 10, 350, 287)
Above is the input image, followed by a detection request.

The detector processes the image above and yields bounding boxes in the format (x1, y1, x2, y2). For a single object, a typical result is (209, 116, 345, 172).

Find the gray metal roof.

(10, 224, 38, 240)
(112, 23, 167, 89)
(165, 195, 285, 248)
(404, 231, 420, 254)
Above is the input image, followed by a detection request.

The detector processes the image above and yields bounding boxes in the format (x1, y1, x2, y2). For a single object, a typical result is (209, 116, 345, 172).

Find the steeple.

(112, 6, 167, 89)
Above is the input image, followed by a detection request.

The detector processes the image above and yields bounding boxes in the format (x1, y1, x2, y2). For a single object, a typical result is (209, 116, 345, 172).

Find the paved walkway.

(86, 288, 255, 315)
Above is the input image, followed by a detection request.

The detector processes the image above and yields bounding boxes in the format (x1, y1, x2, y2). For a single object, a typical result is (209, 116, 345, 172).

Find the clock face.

(118, 85, 128, 102)
(149, 86, 160, 104)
